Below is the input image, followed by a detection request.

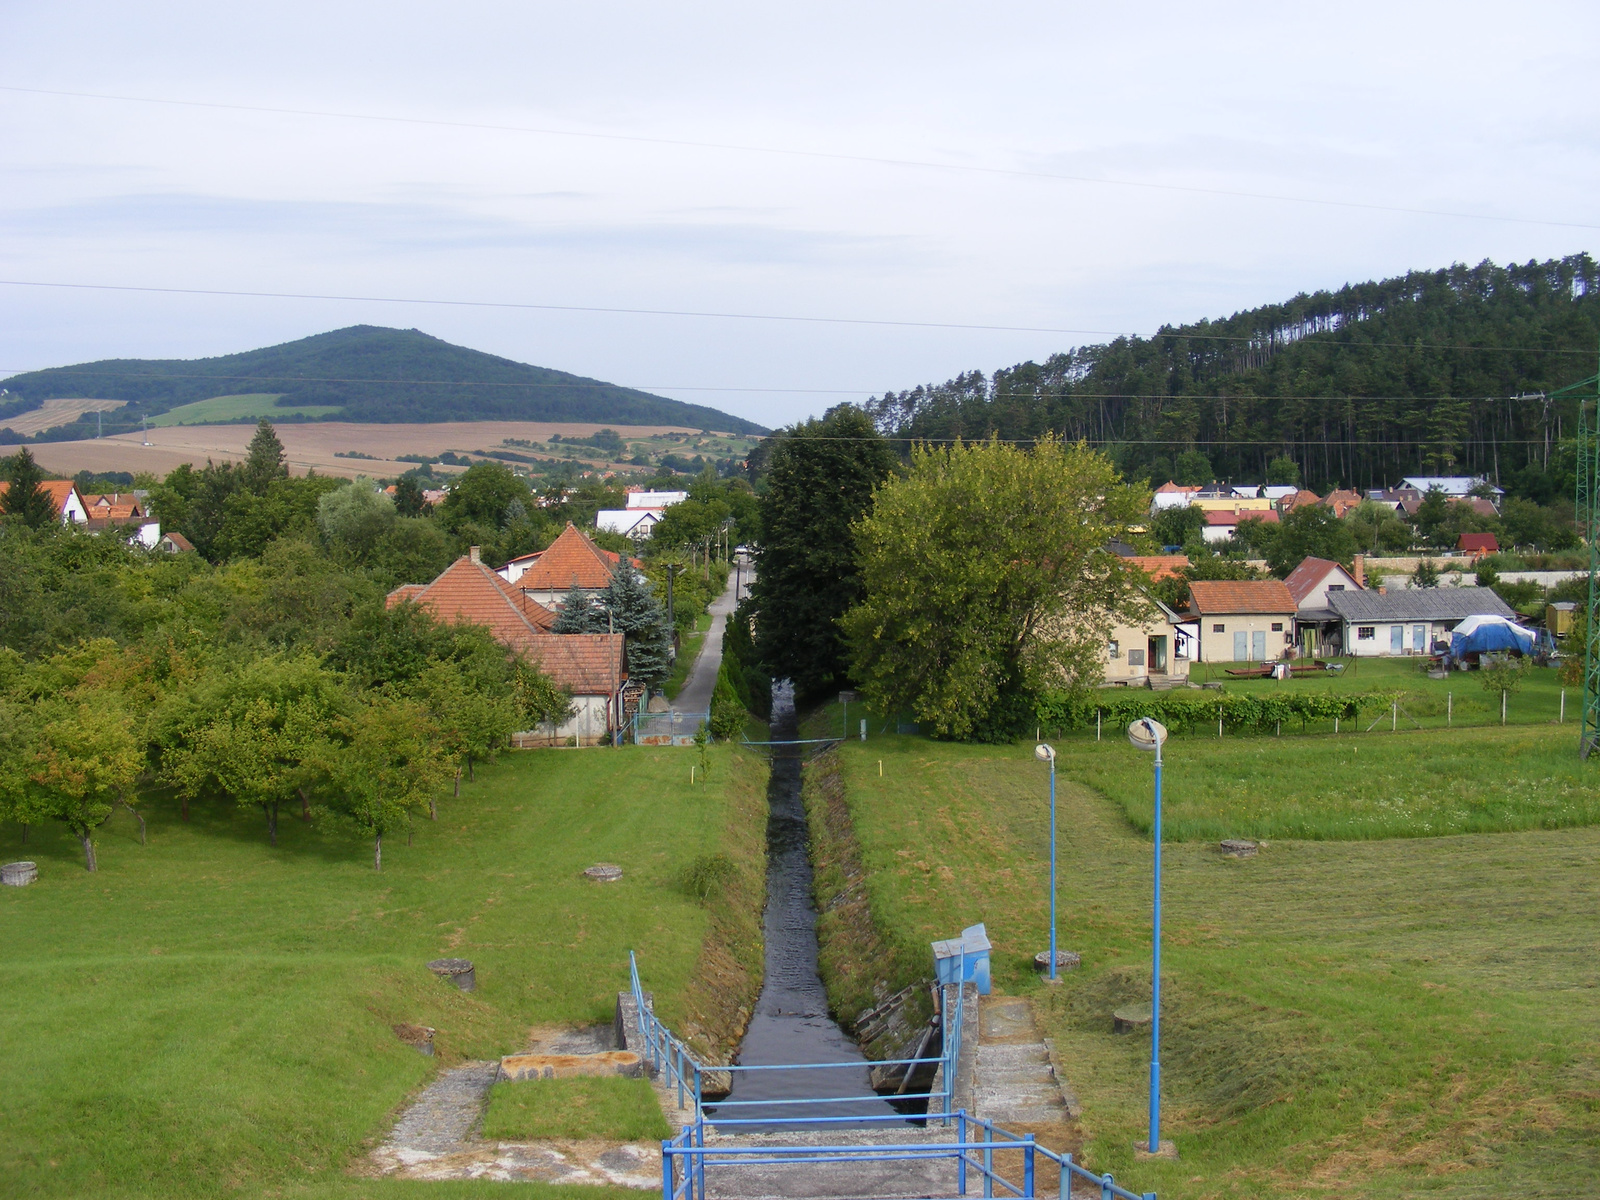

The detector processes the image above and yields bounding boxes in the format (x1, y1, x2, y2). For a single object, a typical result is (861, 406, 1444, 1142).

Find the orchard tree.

(27, 697, 142, 870)
(407, 659, 516, 801)
(320, 697, 449, 870)
(843, 436, 1148, 741)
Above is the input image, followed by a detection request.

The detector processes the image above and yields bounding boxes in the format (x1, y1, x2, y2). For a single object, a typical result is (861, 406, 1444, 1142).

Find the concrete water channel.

(709, 681, 910, 1132)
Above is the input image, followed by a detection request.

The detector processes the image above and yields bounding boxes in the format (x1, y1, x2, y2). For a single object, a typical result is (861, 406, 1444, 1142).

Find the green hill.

(866, 254, 1600, 499)
(0, 326, 766, 437)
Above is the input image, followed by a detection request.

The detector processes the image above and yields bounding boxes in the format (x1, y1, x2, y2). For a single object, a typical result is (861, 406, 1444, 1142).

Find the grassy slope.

(149, 394, 341, 426)
(483, 1078, 671, 1142)
(815, 720, 1600, 1199)
(0, 743, 764, 1200)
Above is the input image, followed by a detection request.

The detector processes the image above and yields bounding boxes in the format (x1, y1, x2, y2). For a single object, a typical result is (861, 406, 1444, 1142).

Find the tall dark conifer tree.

(1, 448, 56, 528)
(751, 405, 896, 701)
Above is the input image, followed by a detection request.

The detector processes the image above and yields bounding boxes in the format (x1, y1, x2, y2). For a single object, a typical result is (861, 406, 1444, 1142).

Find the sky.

(1, 1, 1597, 429)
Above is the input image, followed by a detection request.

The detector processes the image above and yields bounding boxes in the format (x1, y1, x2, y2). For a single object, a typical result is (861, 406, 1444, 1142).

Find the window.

(1328, 584, 1345, 593)
(1128, 649, 1145, 667)
(1108, 640, 1120, 658)
(1271, 622, 1283, 632)
(1213, 623, 1225, 633)
(1358, 626, 1375, 640)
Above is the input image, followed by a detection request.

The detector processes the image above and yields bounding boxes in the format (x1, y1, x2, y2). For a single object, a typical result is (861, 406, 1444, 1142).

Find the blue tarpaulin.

(1450, 615, 1535, 657)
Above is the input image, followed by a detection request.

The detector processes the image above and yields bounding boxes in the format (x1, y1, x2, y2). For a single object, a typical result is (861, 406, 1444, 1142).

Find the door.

(1148, 636, 1168, 672)
(1252, 630, 1267, 661)
(1413, 624, 1428, 652)
(1233, 631, 1248, 661)
(1390, 625, 1404, 653)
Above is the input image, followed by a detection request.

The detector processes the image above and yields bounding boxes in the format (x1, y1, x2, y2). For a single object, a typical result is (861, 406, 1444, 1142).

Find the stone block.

(498, 1050, 644, 1081)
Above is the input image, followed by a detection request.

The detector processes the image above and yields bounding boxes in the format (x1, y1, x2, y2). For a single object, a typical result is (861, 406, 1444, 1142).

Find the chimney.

(469, 546, 481, 565)
(1353, 553, 1365, 588)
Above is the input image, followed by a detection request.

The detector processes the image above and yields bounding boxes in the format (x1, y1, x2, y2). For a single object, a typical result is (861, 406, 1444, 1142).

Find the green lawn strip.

(819, 730, 1600, 1198)
(0, 743, 760, 1199)
(663, 611, 716, 701)
(149, 394, 342, 426)
(1167, 657, 1572, 732)
(483, 1077, 671, 1142)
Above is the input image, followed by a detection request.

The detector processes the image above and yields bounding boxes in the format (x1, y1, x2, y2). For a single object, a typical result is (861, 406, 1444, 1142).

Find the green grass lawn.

(482, 1078, 671, 1142)
(1172, 656, 1573, 731)
(0, 743, 764, 1200)
(809, 725, 1600, 1199)
(150, 394, 343, 426)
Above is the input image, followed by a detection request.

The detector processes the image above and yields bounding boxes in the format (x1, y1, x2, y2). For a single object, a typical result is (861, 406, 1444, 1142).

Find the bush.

(682, 852, 738, 902)
(1034, 689, 1393, 736)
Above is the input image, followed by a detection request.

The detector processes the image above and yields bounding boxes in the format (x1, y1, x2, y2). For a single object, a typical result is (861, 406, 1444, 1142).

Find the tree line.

(862, 255, 1600, 501)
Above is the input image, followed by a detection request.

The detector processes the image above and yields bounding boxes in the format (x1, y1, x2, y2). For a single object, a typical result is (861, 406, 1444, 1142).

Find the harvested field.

(2, 419, 706, 479)
(0, 396, 126, 436)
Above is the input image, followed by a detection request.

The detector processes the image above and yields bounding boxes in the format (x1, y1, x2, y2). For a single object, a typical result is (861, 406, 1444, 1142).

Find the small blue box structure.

(931, 923, 992, 995)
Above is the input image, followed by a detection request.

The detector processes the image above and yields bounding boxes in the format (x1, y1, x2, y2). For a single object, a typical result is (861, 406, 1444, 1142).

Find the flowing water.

(711, 683, 905, 1132)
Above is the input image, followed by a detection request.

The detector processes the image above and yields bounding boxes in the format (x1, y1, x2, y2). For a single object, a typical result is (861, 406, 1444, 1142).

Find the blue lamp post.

(1033, 742, 1058, 981)
(1127, 717, 1168, 1155)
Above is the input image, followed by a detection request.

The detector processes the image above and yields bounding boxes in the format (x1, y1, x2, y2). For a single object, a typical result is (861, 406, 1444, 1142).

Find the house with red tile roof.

(1322, 489, 1365, 519)
(1200, 508, 1279, 544)
(0, 478, 88, 525)
(1458, 532, 1499, 557)
(83, 493, 161, 548)
(1126, 555, 1191, 582)
(386, 546, 625, 745)
(1284, 556, 1362, 611)
(497, 522, 642, 605)
(1185, 579, 1297, 662)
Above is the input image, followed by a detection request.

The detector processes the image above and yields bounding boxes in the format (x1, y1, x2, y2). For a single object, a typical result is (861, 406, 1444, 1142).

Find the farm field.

(1, 419, 715, 480)
(0, 742, 765, 1200)
(149, 393, 341, 426)
(0, 395, 126, 436)
(804, 717, 1600, 1199)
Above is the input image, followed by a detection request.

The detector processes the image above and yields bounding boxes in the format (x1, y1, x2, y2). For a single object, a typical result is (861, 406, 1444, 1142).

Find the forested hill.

(0, 326, 766, 434)
(865, 255, 1600, 499)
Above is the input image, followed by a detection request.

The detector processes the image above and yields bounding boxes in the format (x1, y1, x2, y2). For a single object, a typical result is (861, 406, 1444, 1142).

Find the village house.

(1459, 532, 1499, 558)
(1283, 556, 1363, 657)
(1201, 508, 1279, 544)
(497, 521, 640, 604)
(83, 493, 161, 548)
(0, 478, 89, 525)
(1327, 586, 1516, 657)
(388, 545, 626, 746)
(1186, 579, 1298, 662)
(1103, 595, 1193, 688)
(1322, 488, 1365, 519)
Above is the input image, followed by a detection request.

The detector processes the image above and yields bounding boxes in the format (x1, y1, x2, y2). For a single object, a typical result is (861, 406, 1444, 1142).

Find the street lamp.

(1033, 742, 1058, 982)
(1126, 717, 1168, 1156)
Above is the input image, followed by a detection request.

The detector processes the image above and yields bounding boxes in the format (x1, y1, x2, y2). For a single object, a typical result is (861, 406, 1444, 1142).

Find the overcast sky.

(2, 1, 1596, 428)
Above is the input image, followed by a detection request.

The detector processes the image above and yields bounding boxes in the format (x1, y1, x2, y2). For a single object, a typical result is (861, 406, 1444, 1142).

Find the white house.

(1326, 587, 1516, 657)
(0, 479, 88, 525)
(626, 490, 687, 509)
(1399, 475, 1504, 499)
(597, 508, 663, 538)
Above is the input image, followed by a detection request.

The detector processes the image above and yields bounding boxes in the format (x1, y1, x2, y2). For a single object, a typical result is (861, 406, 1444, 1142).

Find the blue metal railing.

(661, 1109, 1154, 1200)
(628, 952, 962, 1125)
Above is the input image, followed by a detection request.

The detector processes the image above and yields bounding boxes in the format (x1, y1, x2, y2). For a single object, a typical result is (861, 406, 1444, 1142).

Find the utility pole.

(665, 563, 683, 659)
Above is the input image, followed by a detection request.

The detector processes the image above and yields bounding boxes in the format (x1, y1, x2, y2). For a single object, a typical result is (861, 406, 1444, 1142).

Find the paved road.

(671, 565, 750, 714)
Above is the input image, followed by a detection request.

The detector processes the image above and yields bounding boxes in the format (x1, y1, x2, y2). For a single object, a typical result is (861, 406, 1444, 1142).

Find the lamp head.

(1034, 743, 1056, 763)
(1126, 718, 1168, 752)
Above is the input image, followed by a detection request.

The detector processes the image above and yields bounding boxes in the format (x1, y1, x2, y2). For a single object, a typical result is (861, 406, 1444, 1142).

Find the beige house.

(1103, 595, 1192, 687)
(1186, 580, 1298, 662)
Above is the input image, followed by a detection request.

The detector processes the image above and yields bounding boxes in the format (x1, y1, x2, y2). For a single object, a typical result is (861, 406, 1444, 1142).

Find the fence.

(632, 710, 711, 746)
(629, 952, 962, 1127)
(661, 1110, 1154, 1200)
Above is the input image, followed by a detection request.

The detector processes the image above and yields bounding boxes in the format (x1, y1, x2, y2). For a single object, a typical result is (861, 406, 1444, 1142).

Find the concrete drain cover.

(583, 863, 624, 882)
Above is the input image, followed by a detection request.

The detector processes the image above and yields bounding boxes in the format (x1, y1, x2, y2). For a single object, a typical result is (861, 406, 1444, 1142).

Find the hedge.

(1034, 689, 1396, 736)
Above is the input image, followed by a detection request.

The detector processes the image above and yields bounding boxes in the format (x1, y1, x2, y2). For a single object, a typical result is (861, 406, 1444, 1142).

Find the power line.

(0, 366, 1584, 403)
(0, 278, 1594, 355)
(2, 83, 1595, 232)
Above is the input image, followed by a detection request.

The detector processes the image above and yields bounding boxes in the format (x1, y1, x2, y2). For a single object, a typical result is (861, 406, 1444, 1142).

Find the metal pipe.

(958, 1111, 968, 1196)
(1149, 738, 1163, 1154)
(1049, 757, 1058, 980)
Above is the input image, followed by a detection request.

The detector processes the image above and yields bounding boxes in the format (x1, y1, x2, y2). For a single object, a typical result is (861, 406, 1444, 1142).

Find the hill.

(865, 254, 1600, 500)
(0, 326, 766, 437)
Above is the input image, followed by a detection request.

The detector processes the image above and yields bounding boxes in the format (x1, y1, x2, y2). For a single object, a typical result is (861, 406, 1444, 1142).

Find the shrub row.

(1034, 689, 1396, 735)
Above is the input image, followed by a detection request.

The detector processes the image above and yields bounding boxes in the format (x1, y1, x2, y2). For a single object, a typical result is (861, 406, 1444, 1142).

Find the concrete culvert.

(427, 958, 476, 991)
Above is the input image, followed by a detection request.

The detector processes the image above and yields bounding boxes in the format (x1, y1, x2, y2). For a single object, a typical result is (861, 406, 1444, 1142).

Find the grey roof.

(1326, 587, 1515, 623)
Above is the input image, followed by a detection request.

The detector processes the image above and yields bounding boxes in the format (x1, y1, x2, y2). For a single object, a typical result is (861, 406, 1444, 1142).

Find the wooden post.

(1502, 689, 1507, 726)
(1448, 691, 1452, 726)
(878, 760, 883, 777)
(1561, 689, 1566, 723)
(1096, 710, 1101, 741)
(1392, 699, 1397, 732)
(1335, 716, 1339, 734)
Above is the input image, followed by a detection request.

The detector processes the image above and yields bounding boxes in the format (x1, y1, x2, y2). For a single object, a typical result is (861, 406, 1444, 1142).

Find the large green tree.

(318, 696, 448, 870)
(1265, 505, 1358, 575)
(751, 406, 896, 701)
(843, 436, 1148, 741)
(1, 448, 57, 528)
(26, 695, 143, 870)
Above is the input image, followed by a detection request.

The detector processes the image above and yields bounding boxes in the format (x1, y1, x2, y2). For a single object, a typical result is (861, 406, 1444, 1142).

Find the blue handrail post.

(983, 1120, 993, 1199)
(1023, 1135, 1035, 1198)
(1061, 1152, 1072, 1200)
(1149, 738, 1163, 1153)
(693, 1102, 705, 1200)
(661, 1135, 673, 1200)
(677, 1045, 685, 1109)
(1101, 1172, 1113, 1200)
(957, 1110, 968, 1196)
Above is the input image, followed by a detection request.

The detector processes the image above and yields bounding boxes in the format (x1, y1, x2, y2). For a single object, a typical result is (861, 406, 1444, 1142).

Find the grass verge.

(482, 1077, 671, 1142)
(814, 725, 1600, 1198)
(0, 742, 764, 1199)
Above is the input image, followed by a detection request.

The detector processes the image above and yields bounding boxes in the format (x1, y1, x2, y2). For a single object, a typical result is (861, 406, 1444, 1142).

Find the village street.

(671, 559, 751, 714)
